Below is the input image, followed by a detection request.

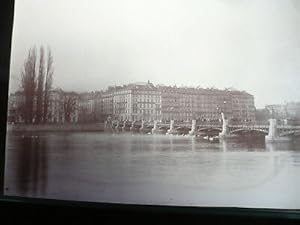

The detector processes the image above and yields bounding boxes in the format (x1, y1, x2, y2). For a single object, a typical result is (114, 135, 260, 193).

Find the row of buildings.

(102, 81, 255, 122)
(8, 81, 256, 124)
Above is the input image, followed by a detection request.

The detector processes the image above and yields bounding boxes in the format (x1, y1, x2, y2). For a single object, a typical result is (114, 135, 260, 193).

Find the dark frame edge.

(0, 0, 14, 196)
(1, 195, 300, 220)
(0, 0, 300, 223)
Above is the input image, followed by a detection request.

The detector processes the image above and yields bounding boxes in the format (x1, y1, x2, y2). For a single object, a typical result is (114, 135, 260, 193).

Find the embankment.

(6, 123, 104, 132)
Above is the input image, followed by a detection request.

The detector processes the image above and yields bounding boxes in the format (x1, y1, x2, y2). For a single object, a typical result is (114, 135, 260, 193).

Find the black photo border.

(1, 1, 300, 223)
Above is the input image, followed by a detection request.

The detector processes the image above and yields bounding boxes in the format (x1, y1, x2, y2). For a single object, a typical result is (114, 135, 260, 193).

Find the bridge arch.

(175, 126, 190, 130)
(158, 126, 169, 130)
(230, 128, 268, 135)
(197, 127, 222, 132)
(280, 130, 300, 137)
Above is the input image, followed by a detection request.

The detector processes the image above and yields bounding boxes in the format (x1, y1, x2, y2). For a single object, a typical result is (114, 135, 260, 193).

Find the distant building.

(265, 104, 287, 119)
(94, 91, 103, 122)
(7, 91, 25, 123)
(265, 102, 300, 120)
(231, 90, 256, 122)
(102, 87, 115, 120)
(62, 91, 79, 123)
(78, 91, 103, 122)
(286, 102, 300, 119)
(47, 89, 65, 123)
(255, 108, 271, 123)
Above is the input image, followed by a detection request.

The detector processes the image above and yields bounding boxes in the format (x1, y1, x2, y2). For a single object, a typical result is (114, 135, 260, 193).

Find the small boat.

(209, 136, 220, 142)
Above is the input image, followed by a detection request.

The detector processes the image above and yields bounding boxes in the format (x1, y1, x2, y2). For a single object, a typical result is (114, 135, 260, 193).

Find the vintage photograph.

(5, 0, 300, 209)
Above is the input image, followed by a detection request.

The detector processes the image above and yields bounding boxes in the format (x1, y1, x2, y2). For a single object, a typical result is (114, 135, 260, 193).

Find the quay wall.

(6, 123, 104, 132)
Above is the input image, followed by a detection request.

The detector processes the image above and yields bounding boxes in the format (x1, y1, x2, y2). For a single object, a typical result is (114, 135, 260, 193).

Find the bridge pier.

(219, 113, 230, 139)
(122, 120, 127, 132)
(167, 120, 177, 135)
(104, 120, 113, 131)
(110, 121, 114, 130)
(130, 120, 136, 131)
(189, 120, 197, 136)
(151, 120, 160, 134)
(115, 121, 120, 131)
(139, 120, 146, 133)
(265, 119, 291, 142)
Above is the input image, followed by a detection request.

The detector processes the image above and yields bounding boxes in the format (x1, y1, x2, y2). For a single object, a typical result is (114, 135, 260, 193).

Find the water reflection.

(9, 135, 48, 197)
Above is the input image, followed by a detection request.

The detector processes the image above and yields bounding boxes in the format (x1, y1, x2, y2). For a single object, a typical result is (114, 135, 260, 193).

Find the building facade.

(102, 82, 256, 123)
(47, 89, 65, 123)
(102, 82, 161, 121)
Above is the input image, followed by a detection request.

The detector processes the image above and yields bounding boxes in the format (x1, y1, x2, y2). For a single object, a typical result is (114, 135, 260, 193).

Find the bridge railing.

(108, 120, 300, 130)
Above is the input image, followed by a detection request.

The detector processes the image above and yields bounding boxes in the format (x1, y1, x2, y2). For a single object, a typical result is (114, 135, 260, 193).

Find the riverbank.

(6, 123, 104, 132)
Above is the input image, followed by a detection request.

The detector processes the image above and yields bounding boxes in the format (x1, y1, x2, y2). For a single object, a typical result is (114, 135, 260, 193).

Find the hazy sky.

(9, 0, 300, 108)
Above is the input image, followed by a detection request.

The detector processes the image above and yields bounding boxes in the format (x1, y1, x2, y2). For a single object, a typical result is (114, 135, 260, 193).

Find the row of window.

(116, 110, 161, 114)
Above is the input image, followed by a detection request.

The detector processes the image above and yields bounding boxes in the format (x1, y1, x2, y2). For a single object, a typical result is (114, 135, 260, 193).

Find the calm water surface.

(4, 132, 300, 209)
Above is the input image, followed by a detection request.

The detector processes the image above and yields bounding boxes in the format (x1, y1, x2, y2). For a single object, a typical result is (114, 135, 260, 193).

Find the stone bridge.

(104, 113, 300, 142)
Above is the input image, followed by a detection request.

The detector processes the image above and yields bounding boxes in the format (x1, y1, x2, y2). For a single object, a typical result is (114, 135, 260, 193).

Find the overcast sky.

(9, 0, 300, 108)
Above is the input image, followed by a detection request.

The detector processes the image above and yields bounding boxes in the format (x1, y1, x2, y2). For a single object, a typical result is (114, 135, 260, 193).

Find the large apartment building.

(102, 82, 256, 122)
(102, 82, 161, 121)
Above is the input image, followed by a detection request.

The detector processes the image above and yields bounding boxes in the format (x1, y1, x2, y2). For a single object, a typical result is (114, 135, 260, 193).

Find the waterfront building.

(94, 91, 104, 122)
(7, 91, 25, 123)
(231, 90, 256, 123)
(102, 82, 161, 121)
(102, 87, 115, 120)
(129, 82, 161, 121)
(102, 82, 255, 123)
(158, 86, 255, 123)
(47, 89, 65, 123)
(158, 86, 233, 122)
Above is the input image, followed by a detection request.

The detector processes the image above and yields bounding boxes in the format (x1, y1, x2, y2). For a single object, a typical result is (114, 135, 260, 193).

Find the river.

(4, 132, 300, 209)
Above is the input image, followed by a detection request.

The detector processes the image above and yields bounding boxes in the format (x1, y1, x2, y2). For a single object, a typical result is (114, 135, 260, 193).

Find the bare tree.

(43, 47, 54, 123)
(63, 93, 78, 123)
(35, 46, 45, 123)
(21, 47, 37, 123)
